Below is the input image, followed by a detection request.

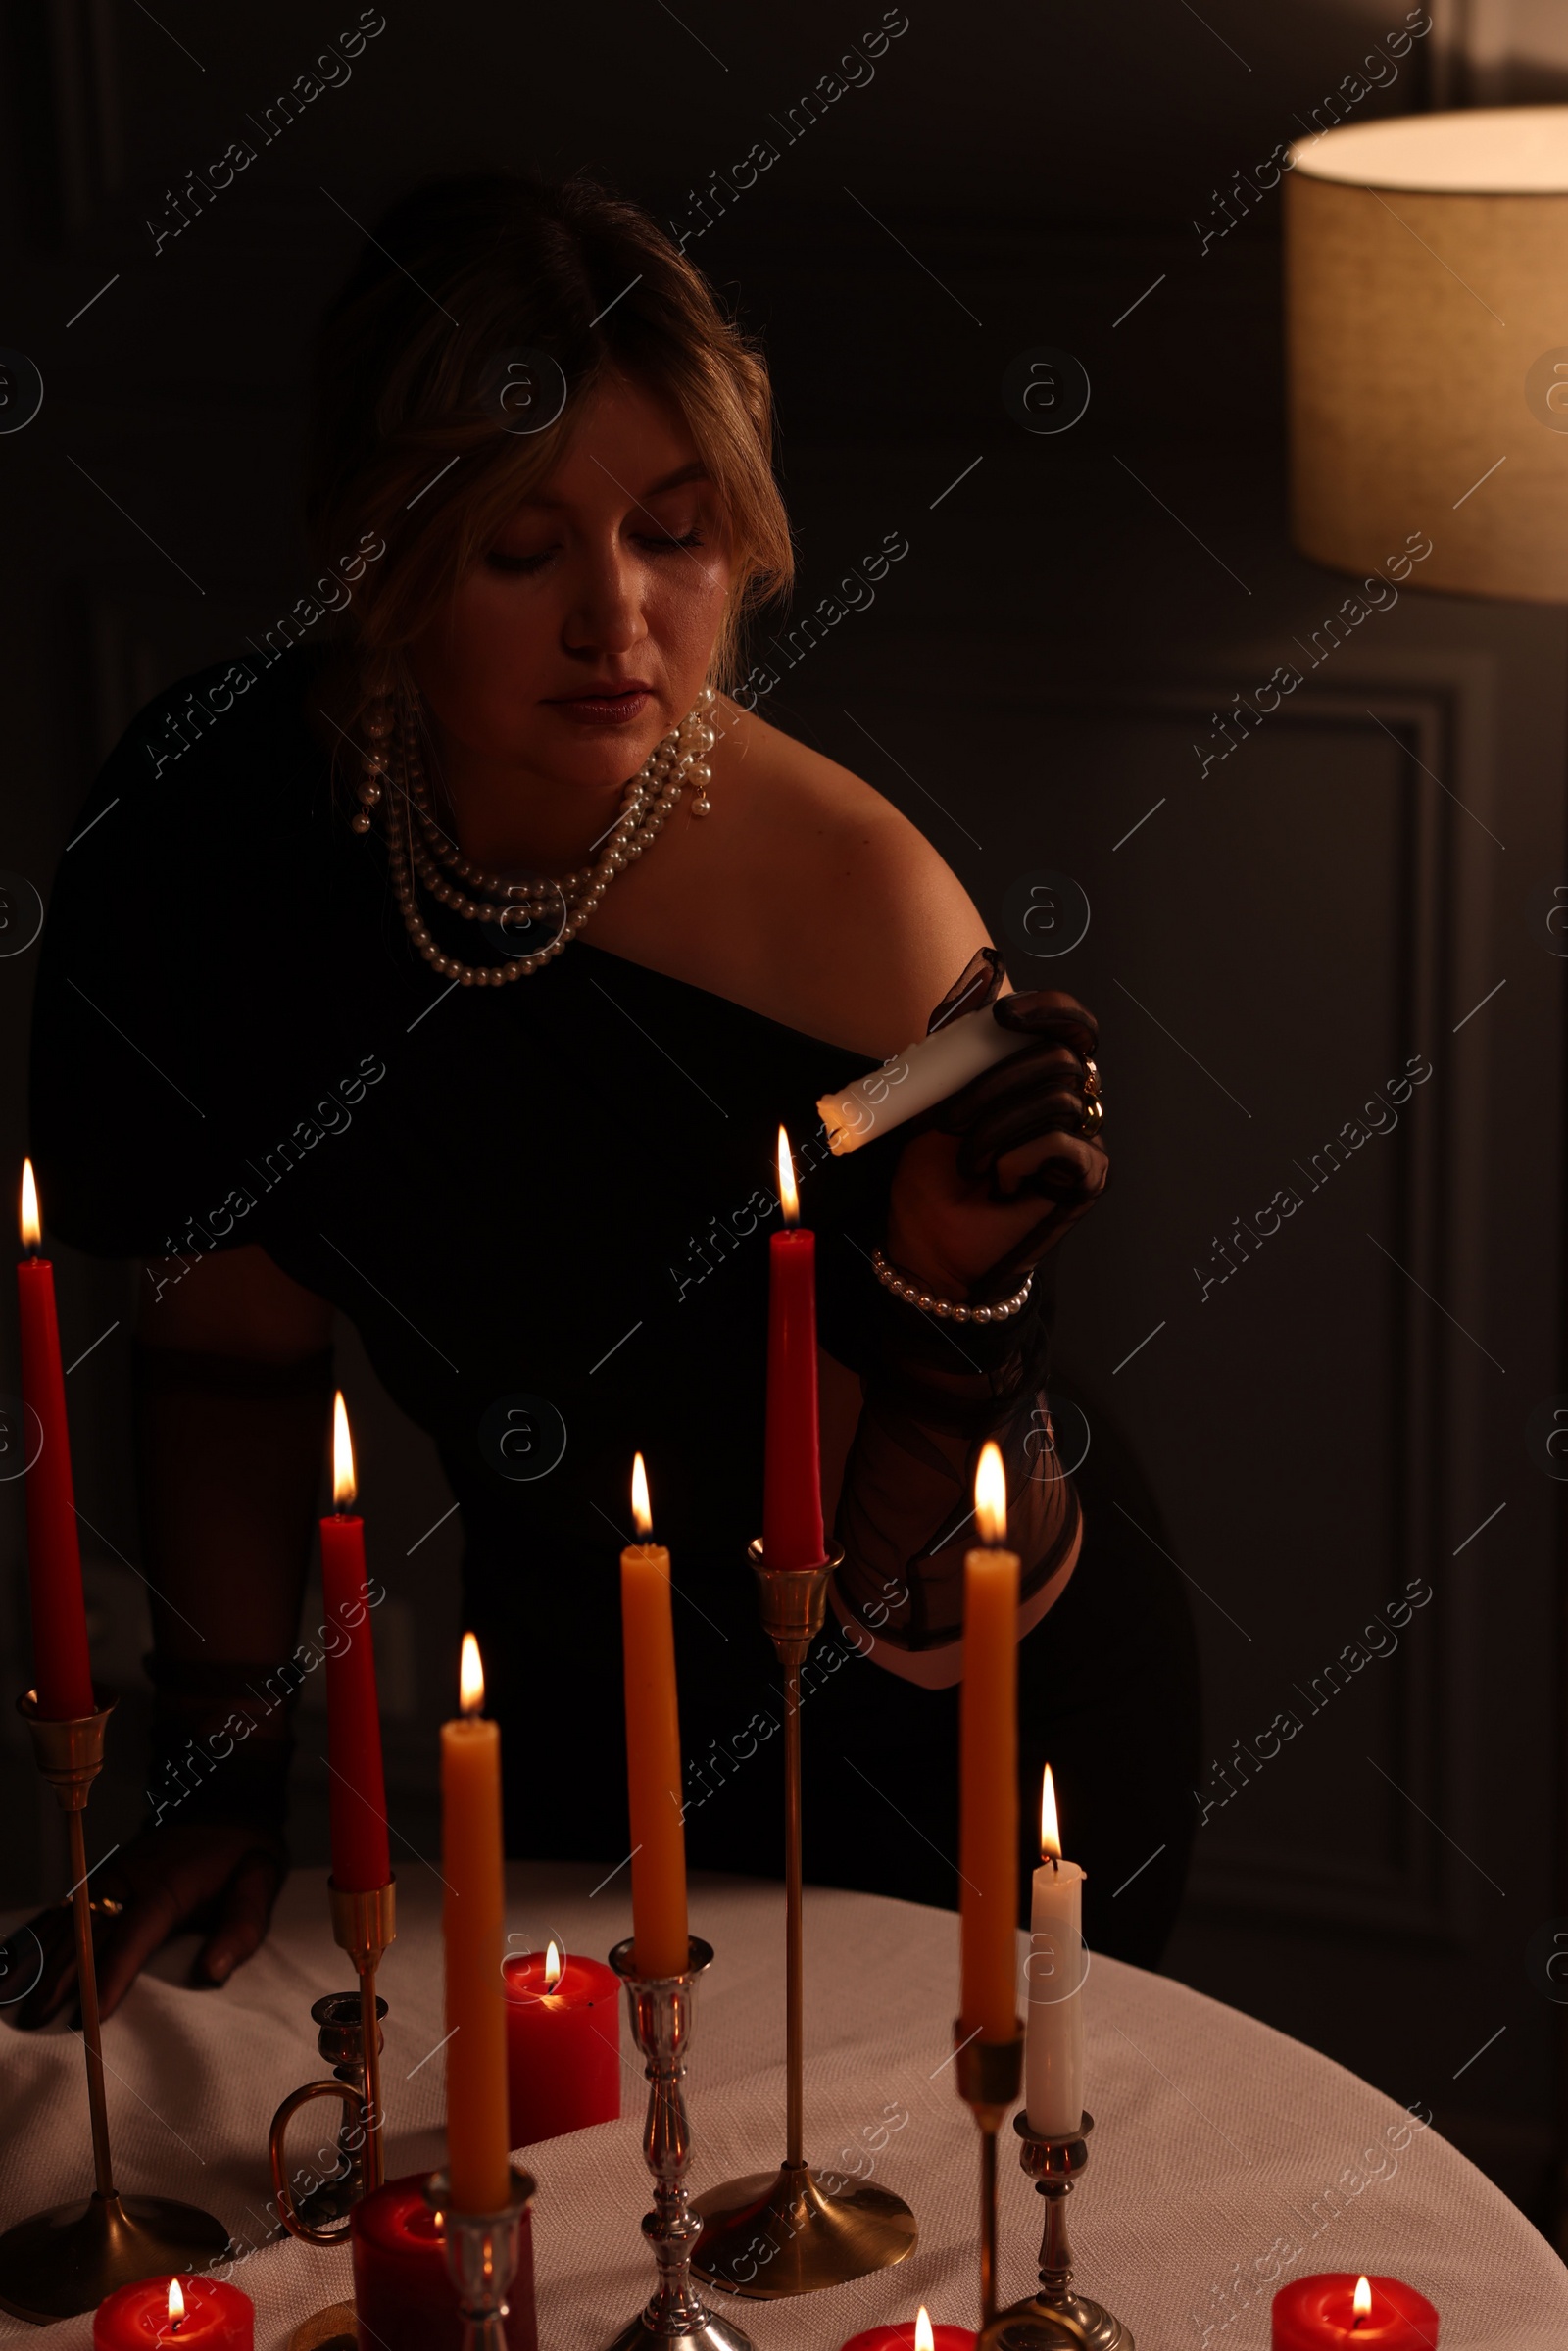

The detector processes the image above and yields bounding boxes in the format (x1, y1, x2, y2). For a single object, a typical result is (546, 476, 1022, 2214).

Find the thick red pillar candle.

(16, 1163, 93, 1721)
(503, 1943, 620, 2146)
(351, 2173, 537, 2351)
(1272, 2273, 1440, 2349)
(94, 2275, 253, 2348)
(762, 1126, 826, 1571)
(321, 1394, 391, 1892)
(838, 2320, 974, 2351)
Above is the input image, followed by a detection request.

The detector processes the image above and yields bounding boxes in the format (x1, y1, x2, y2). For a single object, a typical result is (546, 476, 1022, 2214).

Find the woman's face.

(408, 370, 734, 805)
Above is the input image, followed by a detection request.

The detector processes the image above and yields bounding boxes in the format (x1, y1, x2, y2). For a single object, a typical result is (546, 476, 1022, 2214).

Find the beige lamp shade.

(1285, 107, 1568, 600)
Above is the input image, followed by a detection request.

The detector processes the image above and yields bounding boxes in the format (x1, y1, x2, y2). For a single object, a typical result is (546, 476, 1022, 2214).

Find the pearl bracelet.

(870, 1247, 1034, 1325)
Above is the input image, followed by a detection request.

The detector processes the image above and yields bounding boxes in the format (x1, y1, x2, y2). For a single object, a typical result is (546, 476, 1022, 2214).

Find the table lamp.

(1285, 104, 1568, 596)
(1283, 99, 1568, 2256)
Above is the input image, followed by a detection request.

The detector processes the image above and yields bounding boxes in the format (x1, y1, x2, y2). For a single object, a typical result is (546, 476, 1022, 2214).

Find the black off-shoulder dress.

(29, 644, 1200, 1966)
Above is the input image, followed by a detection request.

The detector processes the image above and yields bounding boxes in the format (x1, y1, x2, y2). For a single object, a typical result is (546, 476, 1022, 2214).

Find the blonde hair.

(303, 171, 794, 731)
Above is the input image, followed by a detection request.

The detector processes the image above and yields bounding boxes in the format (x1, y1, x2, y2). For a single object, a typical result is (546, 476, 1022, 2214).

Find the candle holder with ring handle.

(954, 2018, 1025, 2331)
(0, 1690, 231, 2324)
(602, 1935, 756, 2351)
(977, 2112, 1134, 2351)
(690, 1543, 917, 2298)
(268, 1983, 390, 2241)
(267, 1876, 395, 2351)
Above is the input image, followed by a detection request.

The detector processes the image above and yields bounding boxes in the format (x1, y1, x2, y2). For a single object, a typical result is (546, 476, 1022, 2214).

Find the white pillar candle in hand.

(1025, 1765, 1086, 2137)
(816, 1004, 1019, 1155)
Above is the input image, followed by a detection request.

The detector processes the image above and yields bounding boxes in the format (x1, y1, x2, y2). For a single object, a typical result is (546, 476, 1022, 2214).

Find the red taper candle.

(762, 1125, 826, 1571)
(16, 1159, 93, 1720)
(320, 1392, 391, 1892)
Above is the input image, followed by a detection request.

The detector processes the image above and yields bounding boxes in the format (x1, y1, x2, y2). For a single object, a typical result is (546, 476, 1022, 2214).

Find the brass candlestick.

(425, 2164, 538, 2351)
(0, 1690, 230, 2323)
(267, 1871, 393, 2312)
(955, 2019, 1025, 2330)
(603, 1935, 754, 2351)
(328, 1878, 395, 2194)
(690, 1543, 916, 2298)
(978, 2113, 1134, 2350)
(269, 1987, 389, 2241)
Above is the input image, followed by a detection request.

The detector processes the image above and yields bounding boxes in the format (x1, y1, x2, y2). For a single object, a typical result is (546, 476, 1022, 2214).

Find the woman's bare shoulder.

(717, 699, 991, 1057)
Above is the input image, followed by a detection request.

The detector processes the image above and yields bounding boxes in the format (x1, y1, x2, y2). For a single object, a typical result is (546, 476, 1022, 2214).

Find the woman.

(14, 171, 1200, 2027)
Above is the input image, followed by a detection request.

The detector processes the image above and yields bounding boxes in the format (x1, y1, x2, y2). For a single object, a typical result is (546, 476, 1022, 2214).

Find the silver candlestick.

(602, 1935, 755, 2351)
(423, 2164, 536, 2351)
(978, 2112, 1134, 2350)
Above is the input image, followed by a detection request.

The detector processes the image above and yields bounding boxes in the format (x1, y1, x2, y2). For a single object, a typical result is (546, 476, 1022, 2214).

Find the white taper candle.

(1024, 1765, 1086, 2136)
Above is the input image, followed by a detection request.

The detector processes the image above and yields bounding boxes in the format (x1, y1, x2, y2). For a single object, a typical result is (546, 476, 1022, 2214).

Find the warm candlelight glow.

(631, 1450, 653, 1538)
(974, 1440, 1007, 1544)
(459, 1631, 484, 1717)
(332, 1390, 357, 1509)
(1352, 2276, 1371, 2327)
(914, 2309, 934, 2351)
(19, 1159, 38, 1249)
(777, 1123, 799, 1227)
(545, 1938, 563, 1989)
(167, 2278, 185, 2330)
(1041, 1763, 1061, 1861)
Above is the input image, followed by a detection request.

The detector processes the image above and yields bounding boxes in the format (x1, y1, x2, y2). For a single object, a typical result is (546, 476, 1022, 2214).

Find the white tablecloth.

(2, 1864, 1563, 2348)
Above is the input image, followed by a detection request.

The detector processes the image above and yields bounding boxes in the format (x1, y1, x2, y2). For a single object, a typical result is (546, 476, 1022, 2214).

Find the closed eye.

(485, 529, 706, 577)
(485, 548, 550, 575)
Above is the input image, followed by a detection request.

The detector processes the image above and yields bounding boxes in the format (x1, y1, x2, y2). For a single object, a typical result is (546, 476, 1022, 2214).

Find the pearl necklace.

(357, 687, 717, 988)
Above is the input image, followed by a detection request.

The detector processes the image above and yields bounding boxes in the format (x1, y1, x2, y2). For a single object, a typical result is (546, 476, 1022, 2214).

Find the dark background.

(4, 0, 1568, 2237)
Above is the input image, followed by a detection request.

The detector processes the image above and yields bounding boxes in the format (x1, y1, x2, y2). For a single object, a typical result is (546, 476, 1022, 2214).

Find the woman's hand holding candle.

(881, 973, 1107, 1303)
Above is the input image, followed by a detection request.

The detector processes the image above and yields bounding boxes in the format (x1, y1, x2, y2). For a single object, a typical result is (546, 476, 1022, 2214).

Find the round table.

(1, 1863, 1563, 2345)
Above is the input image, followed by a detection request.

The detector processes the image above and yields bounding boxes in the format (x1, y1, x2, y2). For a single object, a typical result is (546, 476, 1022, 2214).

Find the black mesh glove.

(834, 950, 1106, 1653)
(1, 1338, 335, 2029)
(883, 947, 1107, 1302)
(3, 1815, 291, 2030)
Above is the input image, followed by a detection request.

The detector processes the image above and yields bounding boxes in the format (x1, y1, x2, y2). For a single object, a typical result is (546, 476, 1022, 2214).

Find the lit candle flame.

(1041, 1764, 1061, 1861)
(332, 1391, 357, 1509)
(19, 1159, 39, 1249)
(167, 2278, 185, 2330)
(974, 1441, 1007, 1544)
(1352, 2277, 1371, 2327)
(545, 1938, 563, 1989)
(914, 2310, 934, 2351)
(631, 1451, 653, 1539)
(460, 1631, 484, 1717)
(777, 1124, 799, 1227)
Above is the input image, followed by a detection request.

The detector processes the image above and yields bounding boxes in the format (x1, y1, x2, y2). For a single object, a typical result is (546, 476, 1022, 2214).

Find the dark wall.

(3, 0, 1567, 2233)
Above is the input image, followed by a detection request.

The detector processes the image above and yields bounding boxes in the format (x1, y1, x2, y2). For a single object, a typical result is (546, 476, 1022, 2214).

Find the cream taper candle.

(1025, 1765, 1086, 2136)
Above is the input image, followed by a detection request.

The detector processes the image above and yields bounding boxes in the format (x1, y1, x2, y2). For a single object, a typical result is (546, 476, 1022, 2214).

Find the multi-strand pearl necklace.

(357, 687, 717, 987)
